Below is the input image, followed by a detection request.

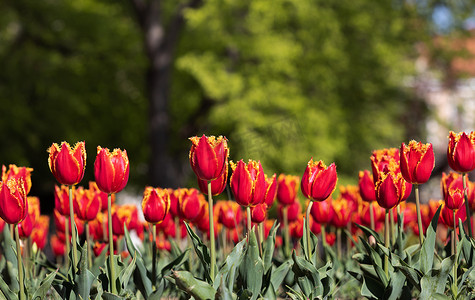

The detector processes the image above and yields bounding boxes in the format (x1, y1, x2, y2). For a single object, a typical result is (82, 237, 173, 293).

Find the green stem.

(68, 186, 78, 273)
(86, 222, 92, 270)
(337, 227, 341, 259)
(283, 206, 290, 258)
(246, 206, 252, 236)
(305, 201, 313, 261)
(369, 202, 375, 231)
(152, 224, 157, 288)
(15, 225, 25, 300)
(453, 209, 458, 297)
(390, 209, 395, 246)
(414, 184, 424, 245)
(107, 193, 117, 294)
(65, 216, 70, 267)
(463, 174, 473, 237)
(384, 210, 389, 278)
(175, 216, 180, 248)
(259, 223, 264, 256)
(207, 181, 216, 281)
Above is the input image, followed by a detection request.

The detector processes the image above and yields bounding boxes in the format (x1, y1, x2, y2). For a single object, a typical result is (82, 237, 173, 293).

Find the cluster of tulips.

(1, 131, 475, 298)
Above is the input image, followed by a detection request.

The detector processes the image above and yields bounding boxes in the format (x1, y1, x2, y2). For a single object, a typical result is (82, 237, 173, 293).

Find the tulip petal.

(453, 132, 475, 172)
(230, 160, 253, 207)
(414, 144, 434, 184)
(194, 135, 219, 180)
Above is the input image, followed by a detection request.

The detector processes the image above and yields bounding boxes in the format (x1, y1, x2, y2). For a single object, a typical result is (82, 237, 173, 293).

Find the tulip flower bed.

(1, 132, 475, 299)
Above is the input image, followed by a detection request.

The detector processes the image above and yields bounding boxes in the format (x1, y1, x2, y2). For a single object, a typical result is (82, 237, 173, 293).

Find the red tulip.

(189, 135, 229, 181)
(217, 201, 242, 229)
(53, 209, 85, 236)
(325, 232, 336, 246)
(0, 178, 28, 224)
(331, 197, 353, 228)
(19, 196, 40, 238)
(371, 148, 400, 183)
(90, 181, 115, 212)
(440, 204, 466, 229)
(31, 215, 49, 250)
(94, 146, 129, 194)
(51, 235, 66, 257)
(251, 203, 267, 224)
(263, 174, 277, 207)
(74, 186, 101, 222)
(358, 170, 376, 202)
(177, 188, 205, 222)
(447, 131, 475, 173)
(278, 201, 301, 222)
(54, 185, 71, 216)
(444, 186, 464, 211)
(112, 204, 135, 236)
(289, 214, 304, 239)
(301, 159, 337, 202)
(441, 172, 463, 202)
(48, 141, 86, 186)
(276, 174, 299, 206)
(339, 185, 361, 208)
(310, 197, 334, 225)
(142, 187, 170, 224)
(310, 218, 321, 235)
(197, 164, 228, 196)
(2, 165, 33, 195)
(467, 179, 475, 213)
(400, 141, 435, 184)
(375, 171, 408, 210)
(230, 160, 267, 207)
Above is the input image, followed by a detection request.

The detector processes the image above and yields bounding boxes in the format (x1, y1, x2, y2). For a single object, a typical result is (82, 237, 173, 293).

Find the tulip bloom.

(54, 185, 71, 216)
(301, 159, 337, 202)
(278, 201, 301, 223)
(375, 171, 409, 210)
(112, 204, 135, 236)
(189, 135, 229, 181)
(444, 186, 464, 211)
(358, 170, 376, 202)
(440, 204, 466, 229)
(230, 160, 267, 207)
(218, 201, 242, 229)
(142, 187, 170, 224)
(0, 178, 28, 224)
(51, 235, 66, 257)
(263, 174, 277, 207)
(447, 131, 475, 173)
(310, 197, 334, 225)
(400, 141, 435, 184)
(19, 196, 40, 238)
(331, 197, 353, 228)
(53, 209, 85, 236)
(74, 186, 101, 222)
(371, 148, 400, 182)
(177, 188, 205, 222)
(94, 146, 130, 194)
(31, 215, 50, 250)
(90, 181, 115, 212)
(48, 142, 86, 186)
(251, 203, 267, 224)
(197, 162, 228, 196)
(276, 174, 299, 206)
(2, 165, 33, 195)
(289, 215, 304, 239)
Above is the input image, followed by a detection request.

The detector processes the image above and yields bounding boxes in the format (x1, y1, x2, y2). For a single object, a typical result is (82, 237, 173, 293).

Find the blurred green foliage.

(0, 0, 458, 200)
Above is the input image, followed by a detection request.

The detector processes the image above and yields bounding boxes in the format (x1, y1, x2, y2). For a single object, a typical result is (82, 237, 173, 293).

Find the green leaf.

(420, 204, 442, 275)
(91, 244, 108, 277)
(31, 270, 58, 300)
(184, 222, 213, 283)
(355, 223, 383, 244)
(361, 274, 385, 300)
(291, 251, 321, 297)
(360, 238, 388, 287)
(102, 291, 122, 300)
(392, 256, 422, 291)
(2, 225, 19, 292)
(119, 252, 136, 291)
(161, 248, 189, 277)
(386, 269, 406, 300)
(169, 270, 216, 300)
(270, 260, 292, 293)
(124, 226, 153, 298)
(0, 274, 17, 300)
(74, 241, 96, 300)
(263, 221, 279, 272)
(215, 237, 246, 292)
(239, 230, 264, 300)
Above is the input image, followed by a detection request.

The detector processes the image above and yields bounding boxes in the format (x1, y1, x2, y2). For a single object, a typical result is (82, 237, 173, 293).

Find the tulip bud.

(358, 170, 376, 202)
(251, 203, 267, 224)
(310, 197, 334, 225)
(189, 135, 229, 181)
(230, 160, 267, 207)
(375, 171, 408, 210)
(142, 187, 170, 224)
(94, 146, 129, 194)
(301, 159, 337, 202)
(447, 131, 475, 173)
(440, 204, 466, 229)
(400, 141, 435, 184)
(48, 141, 86, 186)
(276, 174, 299, 206)
(0, 178, 28, 224)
